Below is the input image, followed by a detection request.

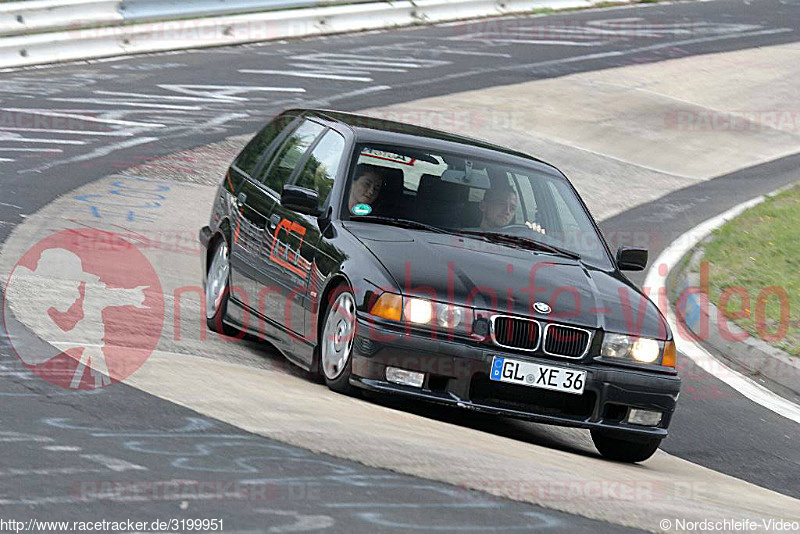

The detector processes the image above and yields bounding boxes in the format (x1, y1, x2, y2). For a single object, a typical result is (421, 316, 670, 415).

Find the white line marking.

(552, 142, 696, 179)
(295, 57, 424, 68)
(308, 85, 392, 105)
(0, 466, 106, 477)
(0, 496, 84, 506)
(0, 127, 133, 137)
(426, 48, 512, 58)
(49, 98, 202, 111)
(0, 201, 22, 209)
(43, 445, 82, 451)
(196, 112, 249, 128)
(0, 148, 63, 152)
(0, 108, 165, 129)
(95, 90, 249, 102)
(21, 136, 158, 173)
(418, 28, 792, 89)
(289, 62, 409, 73)
(645, 188, 800, 425)
(0, 432, 53, 443)
(80, 454, 148, 472)
(239, 69, 373, 82)
(465, 38, 602, 46)
(0, 157, 13, 162)
(0, 137, 85, 145)
(292, 53, 431, 65)
(158, 84, 306, 100)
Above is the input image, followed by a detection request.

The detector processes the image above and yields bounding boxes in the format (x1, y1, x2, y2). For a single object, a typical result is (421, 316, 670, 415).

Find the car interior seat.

(415, 174, 471, 227)
(375, 166, 406, 217)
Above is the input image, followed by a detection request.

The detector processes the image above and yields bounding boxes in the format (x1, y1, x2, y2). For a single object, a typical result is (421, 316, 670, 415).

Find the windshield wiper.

(350, 215, 451, 235)
(457, 230, 581, 260)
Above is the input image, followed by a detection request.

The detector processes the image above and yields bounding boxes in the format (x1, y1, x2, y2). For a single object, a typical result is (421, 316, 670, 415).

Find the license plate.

(490, 356, 586, 395)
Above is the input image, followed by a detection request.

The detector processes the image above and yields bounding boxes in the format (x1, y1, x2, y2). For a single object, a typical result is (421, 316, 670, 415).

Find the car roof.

(286, 108, 564, 177)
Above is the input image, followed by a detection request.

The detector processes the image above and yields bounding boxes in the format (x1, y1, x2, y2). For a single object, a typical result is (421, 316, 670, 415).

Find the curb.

(0, 0, 609, 70)
(646, 184, 800, 423)
(668, 204, 800, 397)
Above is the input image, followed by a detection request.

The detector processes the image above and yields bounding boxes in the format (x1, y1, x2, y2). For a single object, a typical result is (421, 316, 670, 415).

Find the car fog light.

(627, 408, 662, 426)
(386, 367, 425, 388)
(437, 304, 463, 328)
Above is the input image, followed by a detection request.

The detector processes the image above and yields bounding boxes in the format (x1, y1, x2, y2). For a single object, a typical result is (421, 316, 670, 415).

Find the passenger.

(349, 165, 383, 212)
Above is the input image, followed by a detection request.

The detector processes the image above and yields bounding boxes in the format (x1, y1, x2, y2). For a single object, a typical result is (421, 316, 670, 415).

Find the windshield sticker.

(351, 203, 372, 216)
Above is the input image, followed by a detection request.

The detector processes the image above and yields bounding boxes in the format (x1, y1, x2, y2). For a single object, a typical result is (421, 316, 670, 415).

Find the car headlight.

(369, 293, 474, 335)
(601, 333, 675, 367)
(404, 298, 433, 324)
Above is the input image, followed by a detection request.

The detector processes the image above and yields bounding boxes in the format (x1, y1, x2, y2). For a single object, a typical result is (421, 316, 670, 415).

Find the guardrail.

(0, 0, 380, 37)
(0, 0, 603, 69)
(0, 0, 121, 37)
(118, 0, 378, 23)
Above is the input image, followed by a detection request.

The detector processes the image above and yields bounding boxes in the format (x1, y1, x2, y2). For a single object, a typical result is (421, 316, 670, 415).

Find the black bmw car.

(200, 108, 680, 463)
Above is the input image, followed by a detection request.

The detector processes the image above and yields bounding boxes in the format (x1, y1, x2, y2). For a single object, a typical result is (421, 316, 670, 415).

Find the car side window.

(258, 119, 325, 194)
(234, 113, 297, 177)
(293, 130, 346, 208)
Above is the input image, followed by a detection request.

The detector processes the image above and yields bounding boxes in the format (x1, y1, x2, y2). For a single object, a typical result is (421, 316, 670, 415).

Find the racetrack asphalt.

(1, 0, 799, 530)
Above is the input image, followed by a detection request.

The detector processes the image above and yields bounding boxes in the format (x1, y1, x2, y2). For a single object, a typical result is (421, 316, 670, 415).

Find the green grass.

(702, 184, 800, 356)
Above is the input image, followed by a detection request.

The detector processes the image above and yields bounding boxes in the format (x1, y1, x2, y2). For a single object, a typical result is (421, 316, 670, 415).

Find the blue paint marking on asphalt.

(73, 176, 172, 222)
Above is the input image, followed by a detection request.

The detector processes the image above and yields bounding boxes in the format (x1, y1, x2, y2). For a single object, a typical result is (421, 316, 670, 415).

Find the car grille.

(469, 373, 595, 418)
(543, 325, 591, 358)
(492, 316, 540, 351)
(490, 316, 592, 358)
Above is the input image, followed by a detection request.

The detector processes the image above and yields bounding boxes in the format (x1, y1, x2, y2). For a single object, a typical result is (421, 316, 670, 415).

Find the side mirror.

(616, 247, 648, 271)
(281, 185, 319, 216)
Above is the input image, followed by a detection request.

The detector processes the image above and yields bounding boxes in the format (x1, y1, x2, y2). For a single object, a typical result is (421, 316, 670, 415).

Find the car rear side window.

(294, 129, 346, 209)
(234, 113, 296, 177)
(259, 119, 325, 194)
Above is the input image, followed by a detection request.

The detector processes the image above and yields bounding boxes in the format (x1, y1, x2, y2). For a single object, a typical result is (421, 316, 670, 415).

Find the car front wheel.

(321, 288, 358, 395)
(590, 429, 661, 463)
(205, 237, 237, 336)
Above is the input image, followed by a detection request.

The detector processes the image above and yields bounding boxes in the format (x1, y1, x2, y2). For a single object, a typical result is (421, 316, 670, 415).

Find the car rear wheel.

(590, 429, 661, 463)
(321, 289, 358, 395)
(205, 238, 237, 336)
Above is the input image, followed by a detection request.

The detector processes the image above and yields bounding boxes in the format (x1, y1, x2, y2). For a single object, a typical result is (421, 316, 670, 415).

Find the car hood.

(345, 222, 668, 339)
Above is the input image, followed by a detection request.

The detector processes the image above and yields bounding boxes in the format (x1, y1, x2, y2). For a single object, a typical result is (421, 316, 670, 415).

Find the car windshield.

(344, 144, 612, 268)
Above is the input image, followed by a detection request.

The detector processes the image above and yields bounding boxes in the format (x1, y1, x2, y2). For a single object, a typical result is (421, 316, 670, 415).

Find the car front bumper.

(350, 317, 680, 439)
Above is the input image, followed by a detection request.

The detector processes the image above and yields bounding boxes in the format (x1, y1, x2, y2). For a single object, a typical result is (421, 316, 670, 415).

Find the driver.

(479, 182, 546, 235)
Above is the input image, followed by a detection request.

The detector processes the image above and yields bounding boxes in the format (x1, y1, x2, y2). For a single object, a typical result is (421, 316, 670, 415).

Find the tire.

(590, 429, 661, 463)
(205, 237, 237, 336)
(320, 287, 358, 395)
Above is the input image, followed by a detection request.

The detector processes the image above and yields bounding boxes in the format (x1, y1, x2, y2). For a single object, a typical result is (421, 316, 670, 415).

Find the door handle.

(237, 192, 247, 207)
(269, 213, 282, 229)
